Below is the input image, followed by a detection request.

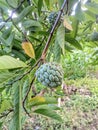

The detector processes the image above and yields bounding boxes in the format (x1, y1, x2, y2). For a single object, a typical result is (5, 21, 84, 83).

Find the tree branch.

(0, 109, 13, 119)
(22, 0, 67, 116)
(41, 0, 67, 59)
(5, 0, 67, 117)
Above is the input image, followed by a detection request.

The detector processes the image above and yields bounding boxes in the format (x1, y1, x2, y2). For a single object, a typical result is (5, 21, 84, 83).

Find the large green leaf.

(34, 107, 62, 122)
(0, 55, 27, 70)
(65, 35, 82, 50)
(22, 20, 42, 29)
(9, 81, 22, 130)
(14, 6, 33, 24)
(38, 0, 43, 16)
(56, 24, 65, 54)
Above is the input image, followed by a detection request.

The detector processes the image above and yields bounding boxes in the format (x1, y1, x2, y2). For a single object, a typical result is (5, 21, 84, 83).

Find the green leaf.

(56, 24, 65, 54)
(9, 81, 22, 130)
(71, 17, 79, 38)
(84, 10, 96, 21)
(0, 71, 17, 86)
(22, 77, 30, 99)
(85, 2, 98, 14)
(0, 0, 8, 13)
(93, 49, 98, 56)
(83, 21, 93, 32)
(38, 0, 43, 16)
(34, 107, 62, 122)
(54, 40, 62, 62)
(75, 1, 85, 21)
(0, 122, 3, 129)
(28, 96, 57, 107)
(68, 0, 77, 10)
(6, 33, 14, 46)
(12, 50, 26, 62)
(36, 104, 60, 111)
(65, 35, 82, 50)
(6, 0, 19, 8)
(58, 0, 78, 13)
(0, 55, 27, 70)
(44, 0, 50, 9)
(58, 0, 64, 8)
(0, 35, 7, 45)
(65, 42, 73, 52)
(14, 6, 33, 24)
(0, 99, 12, 113)
(22, 20, 42, 29)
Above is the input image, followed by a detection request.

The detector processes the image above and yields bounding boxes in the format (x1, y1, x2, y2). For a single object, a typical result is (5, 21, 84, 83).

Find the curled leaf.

(63, 19, 73, 31)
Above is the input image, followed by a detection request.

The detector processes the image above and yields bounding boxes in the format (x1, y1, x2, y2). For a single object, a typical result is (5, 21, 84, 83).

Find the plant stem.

(41, 0, 67, 59)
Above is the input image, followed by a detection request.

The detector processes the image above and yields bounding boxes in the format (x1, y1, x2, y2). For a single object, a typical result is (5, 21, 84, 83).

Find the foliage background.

(0, 0, 98, 129)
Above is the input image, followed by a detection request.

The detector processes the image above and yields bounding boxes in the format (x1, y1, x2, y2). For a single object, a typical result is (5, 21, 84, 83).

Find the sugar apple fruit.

(36, 62, 63, 88)
(48, 12, 58, 26)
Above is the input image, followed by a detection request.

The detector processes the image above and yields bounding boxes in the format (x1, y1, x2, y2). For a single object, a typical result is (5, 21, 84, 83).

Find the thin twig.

(41, 0, 67, 59)
(0, 109, 13, 119)
(22, 76, 36, 117)
(6, 58, 41, 86)
(11, 19, 24, 35)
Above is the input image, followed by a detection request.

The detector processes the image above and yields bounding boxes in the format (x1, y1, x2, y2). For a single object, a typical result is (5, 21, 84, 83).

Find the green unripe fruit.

(35, 62, 63, 88)
(48, 12, 58, 26)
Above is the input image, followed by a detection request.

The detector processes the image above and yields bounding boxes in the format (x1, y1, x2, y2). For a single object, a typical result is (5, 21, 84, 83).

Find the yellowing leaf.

(63, 19, 73, 31)
(22, 41, 35, 58)
(30, 96, 45, 102)
(29, 96, 46, 106)
(28, 96, 57, 107)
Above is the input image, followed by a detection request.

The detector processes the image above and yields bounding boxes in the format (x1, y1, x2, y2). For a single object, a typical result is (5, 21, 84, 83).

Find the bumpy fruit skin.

(48, 12, 58, 26)
(36, 62, 63, 88)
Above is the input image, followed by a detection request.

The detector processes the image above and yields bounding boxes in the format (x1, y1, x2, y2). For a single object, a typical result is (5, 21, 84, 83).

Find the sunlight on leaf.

(0, 55, 27, 70)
